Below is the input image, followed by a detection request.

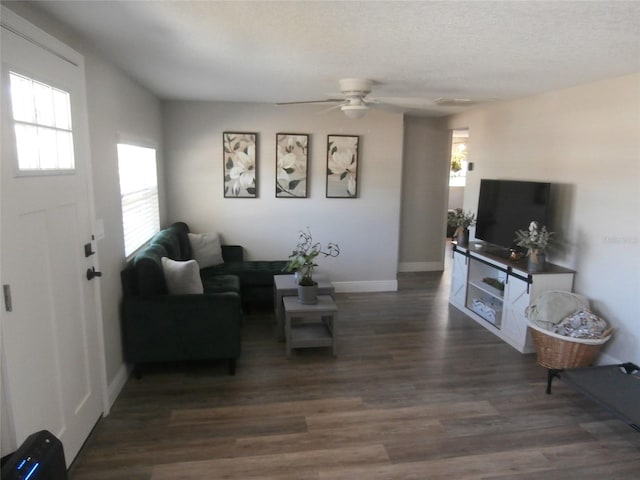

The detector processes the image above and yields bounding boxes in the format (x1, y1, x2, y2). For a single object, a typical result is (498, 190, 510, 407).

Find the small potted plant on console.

(449, 208, 476, 246)
(514, 221, 554, 271)
(284, 228, 340, 304)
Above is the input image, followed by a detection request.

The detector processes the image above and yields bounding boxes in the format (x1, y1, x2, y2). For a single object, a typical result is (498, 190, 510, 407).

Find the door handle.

(86, 267, 102, 280)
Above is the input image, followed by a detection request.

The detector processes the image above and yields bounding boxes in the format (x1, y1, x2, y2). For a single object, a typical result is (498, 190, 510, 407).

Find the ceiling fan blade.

(275, 98, 343, 106)
(317, 102, 348, 115)
(366, 96, 436, 109)
(433, 97, 498, 106)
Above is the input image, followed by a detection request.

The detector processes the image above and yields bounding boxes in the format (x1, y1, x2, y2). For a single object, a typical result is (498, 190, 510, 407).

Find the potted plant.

(514, 221, 554, 271)
(449, 208, 476, 245)
(284, 228, 340, 304)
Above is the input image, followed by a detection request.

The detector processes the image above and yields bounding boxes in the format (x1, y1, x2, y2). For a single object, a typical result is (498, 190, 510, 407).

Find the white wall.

(448, 186, 464, 210)
(84, 49, 164, 399)
(448, 73, 640, 365)
(399, 116, 450, 272)
(162, 102, 404, 290)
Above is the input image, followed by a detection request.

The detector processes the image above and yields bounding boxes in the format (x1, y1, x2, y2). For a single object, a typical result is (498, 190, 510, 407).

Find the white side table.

(273, 274, 334, 341)
(283, 295, 338, 357)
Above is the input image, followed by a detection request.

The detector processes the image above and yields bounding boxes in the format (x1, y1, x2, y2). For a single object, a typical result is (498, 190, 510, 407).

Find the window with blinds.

(117, 144, 160, 257)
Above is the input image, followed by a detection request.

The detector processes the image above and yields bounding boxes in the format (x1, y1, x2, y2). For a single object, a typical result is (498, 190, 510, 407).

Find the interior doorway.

(447, 129, 469, 238)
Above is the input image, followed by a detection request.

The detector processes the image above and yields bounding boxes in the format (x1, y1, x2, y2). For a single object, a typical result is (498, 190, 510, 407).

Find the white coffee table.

(283, 295, 338, 357)
(273, 274, 334, 341)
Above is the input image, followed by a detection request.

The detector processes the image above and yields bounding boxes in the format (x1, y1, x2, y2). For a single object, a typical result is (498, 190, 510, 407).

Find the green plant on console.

(448, 208, 476, 238)
(482, 277, 505, 292)
(284, 228, 340, 286)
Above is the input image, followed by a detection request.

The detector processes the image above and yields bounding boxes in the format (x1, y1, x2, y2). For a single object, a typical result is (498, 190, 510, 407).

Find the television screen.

(475, 179, 551, 250)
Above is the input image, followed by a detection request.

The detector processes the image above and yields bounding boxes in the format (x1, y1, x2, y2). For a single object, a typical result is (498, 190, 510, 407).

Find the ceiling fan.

(276, 78, 486, 119)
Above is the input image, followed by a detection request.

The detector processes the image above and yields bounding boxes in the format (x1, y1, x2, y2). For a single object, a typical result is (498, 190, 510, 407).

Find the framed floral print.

(223, 132, 257, 197)
(276, 133, 309, 198)
(326, 134, 359, 198)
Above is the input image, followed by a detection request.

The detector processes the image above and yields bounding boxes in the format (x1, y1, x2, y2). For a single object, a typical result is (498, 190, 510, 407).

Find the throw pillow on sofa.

(161, 257, 204, 294)
(188, 232, 224, 268)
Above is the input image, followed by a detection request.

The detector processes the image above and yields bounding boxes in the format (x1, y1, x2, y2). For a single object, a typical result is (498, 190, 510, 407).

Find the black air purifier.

(1, 430, 67, 480)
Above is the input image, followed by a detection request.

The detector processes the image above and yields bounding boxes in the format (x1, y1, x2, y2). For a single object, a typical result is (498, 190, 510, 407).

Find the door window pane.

(10, 74, 35, 123)
(9, 71, 75, 171)
(53, 89, 72, 130)
(13, 124, 38, 169)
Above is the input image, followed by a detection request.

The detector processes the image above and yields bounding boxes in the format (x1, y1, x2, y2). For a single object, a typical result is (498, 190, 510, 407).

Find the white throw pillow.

(188, 232, 224, 268)
(161, 257, 204, 294)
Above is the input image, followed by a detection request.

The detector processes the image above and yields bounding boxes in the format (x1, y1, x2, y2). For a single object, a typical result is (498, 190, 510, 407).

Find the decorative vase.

(297, 282, 318, 305)
(456, 228, 470, 246)
(528, 249, 546, 272)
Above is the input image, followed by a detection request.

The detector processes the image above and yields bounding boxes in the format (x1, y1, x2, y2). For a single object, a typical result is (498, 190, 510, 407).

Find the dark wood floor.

(70, 270, 640, 479)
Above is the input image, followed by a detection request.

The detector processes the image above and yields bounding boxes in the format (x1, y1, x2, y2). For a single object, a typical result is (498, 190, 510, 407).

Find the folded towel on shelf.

(472, 298, 485, 310)
(471, 296, 500, 324)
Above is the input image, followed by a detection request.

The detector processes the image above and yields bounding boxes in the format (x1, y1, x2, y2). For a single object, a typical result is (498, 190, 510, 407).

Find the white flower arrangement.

(514, 221, 554, 253)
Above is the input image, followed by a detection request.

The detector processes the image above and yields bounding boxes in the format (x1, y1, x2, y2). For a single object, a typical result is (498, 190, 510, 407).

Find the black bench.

(561, 362, 640, 432)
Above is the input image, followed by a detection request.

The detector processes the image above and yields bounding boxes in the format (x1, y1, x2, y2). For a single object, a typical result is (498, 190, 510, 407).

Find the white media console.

(449, 242, 575, 354)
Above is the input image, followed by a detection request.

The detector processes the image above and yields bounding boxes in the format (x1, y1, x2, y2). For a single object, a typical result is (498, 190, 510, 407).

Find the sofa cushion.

(167, 222, 192, 260)
(161, 257, 204, 294)
(201, 274, 241, 295)
(189, 232, 224, 268)
(151, 228, 182, 260)
(202, 260, 288, 287)
(221, 245, 243, 262)
(134, 243, 168, 296)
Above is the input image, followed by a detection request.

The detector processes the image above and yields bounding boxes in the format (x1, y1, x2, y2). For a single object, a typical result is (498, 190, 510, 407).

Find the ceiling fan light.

(342, 105, 368, 119)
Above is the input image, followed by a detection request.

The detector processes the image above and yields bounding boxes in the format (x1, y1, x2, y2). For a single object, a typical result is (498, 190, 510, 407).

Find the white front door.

(1, 9, 103, 465)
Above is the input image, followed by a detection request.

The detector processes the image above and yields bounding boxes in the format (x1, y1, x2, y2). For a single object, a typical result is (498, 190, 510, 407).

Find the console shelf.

(467, 279, 504, 300)
(449, 242, 575, 353)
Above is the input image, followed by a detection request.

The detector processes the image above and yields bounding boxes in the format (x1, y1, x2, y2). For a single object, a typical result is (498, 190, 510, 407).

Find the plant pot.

(528, 250, 546, 272)
(297, 282, 318, 305)
(456, 228, 470, 246)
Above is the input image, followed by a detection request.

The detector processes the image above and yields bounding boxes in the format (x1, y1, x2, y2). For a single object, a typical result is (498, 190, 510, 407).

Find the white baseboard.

(398, 261, 444, 272)
(105, 363, 129, 414)
(333, 280, 398, 293)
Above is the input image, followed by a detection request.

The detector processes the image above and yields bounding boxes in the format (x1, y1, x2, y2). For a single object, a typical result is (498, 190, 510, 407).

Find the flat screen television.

(475, 179, 551, 251)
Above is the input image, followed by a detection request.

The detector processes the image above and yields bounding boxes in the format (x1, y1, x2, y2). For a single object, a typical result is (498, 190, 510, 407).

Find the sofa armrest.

(121, 292, 242, 364)
(221, 245, 244, 262)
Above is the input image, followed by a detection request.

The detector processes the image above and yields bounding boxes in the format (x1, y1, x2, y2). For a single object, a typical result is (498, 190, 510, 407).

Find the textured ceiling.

(26, 0, 640, 116)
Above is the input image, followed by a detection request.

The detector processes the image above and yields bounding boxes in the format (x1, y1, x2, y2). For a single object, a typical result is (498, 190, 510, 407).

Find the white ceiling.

(27, 0, 640, 116)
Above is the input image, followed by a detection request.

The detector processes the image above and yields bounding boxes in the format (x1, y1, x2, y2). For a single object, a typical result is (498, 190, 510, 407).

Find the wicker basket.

(528, 321, 612, 370)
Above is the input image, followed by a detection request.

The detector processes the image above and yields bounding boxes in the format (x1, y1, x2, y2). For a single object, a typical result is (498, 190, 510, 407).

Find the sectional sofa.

(120, 222, 287, 375)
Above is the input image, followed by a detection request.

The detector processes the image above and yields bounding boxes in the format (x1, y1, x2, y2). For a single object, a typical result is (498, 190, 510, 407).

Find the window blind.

(117, 144, 159, 257)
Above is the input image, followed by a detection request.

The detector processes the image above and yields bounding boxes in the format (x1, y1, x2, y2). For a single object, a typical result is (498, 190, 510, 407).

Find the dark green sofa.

(120, 222, 287, 375)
